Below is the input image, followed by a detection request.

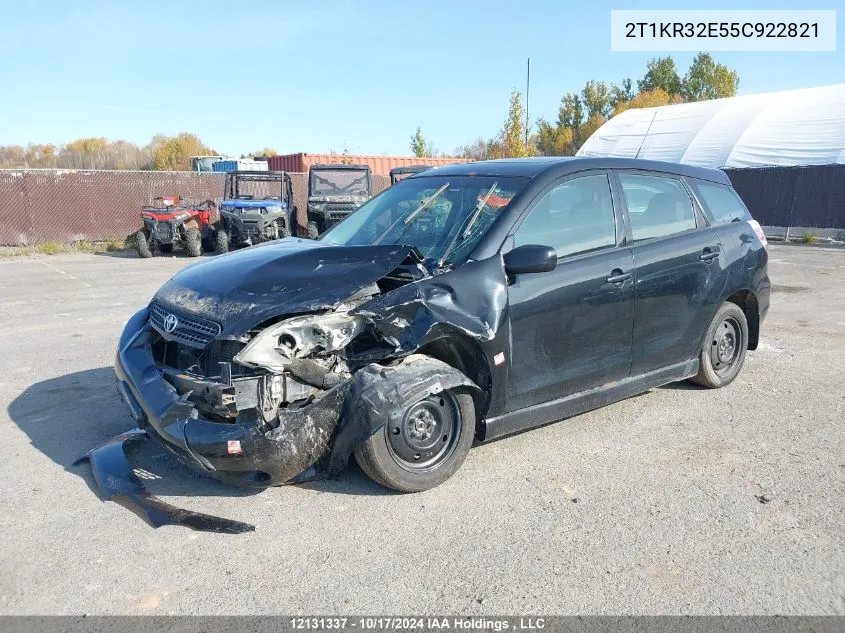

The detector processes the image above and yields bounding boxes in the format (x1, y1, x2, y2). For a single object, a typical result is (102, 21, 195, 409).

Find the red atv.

(133, 196, 218, 258)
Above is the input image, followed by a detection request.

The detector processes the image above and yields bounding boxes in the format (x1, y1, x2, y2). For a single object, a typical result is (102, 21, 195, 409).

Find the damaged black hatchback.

(110, 158, 770, 493)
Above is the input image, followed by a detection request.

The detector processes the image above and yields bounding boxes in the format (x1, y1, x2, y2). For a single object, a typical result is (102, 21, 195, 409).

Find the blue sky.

(0, 0, 842, 156)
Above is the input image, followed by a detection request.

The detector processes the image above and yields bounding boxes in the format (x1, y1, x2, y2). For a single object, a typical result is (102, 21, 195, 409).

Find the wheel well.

(725, 290, 760, 350)
(415, 337, 492, 435)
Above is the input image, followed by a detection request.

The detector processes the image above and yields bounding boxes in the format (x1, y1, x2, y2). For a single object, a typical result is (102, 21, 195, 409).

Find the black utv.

(389, 165, 431, 185)
(216, 171, 297, 253)
(306, 163, 371, 238)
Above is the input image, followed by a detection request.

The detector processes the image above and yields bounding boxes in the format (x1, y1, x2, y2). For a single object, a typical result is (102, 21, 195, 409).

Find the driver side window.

(514, 174, 617, 258)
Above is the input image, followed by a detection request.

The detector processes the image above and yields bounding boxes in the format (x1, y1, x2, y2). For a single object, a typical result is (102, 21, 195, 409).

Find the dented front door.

(502, 172, 635, 412)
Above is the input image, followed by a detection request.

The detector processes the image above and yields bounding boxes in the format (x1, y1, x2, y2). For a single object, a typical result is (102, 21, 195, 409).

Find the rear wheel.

(134, 230, 152, 258)
(185, 228, 202, 257)
(215, 229, 229, 254)
(691, 302, 749, 388)
(306, 221, 320, 239)
(354, 389, 475, 492)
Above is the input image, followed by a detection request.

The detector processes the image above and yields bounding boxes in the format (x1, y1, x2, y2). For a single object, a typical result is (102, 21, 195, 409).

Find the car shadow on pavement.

(8, 367, 393, 503)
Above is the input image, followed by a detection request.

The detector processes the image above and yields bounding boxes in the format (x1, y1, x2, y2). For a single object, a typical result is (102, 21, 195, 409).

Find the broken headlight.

(234, 313, 364, 372)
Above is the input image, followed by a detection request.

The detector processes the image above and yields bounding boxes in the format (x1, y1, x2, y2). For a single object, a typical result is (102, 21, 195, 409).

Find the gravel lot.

(0, 245, 843, 615)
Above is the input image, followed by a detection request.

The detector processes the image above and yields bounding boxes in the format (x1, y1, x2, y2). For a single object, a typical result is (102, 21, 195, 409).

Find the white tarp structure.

(576, 84, 845, 169)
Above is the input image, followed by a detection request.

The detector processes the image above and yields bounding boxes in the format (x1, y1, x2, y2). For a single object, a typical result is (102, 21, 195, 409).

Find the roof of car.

(415, 157, 729, 183)
(390, 165, 432, 175)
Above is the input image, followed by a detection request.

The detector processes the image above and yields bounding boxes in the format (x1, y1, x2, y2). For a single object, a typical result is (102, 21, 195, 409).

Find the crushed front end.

(115, 303, 356, 487)
(106, 239, 487, 491)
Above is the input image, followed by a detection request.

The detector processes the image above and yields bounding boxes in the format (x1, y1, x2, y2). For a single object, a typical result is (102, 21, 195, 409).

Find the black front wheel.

(134, 230, 152, 258)
(354, 389, 475, 492)
(185, 228, 202, 257)
(215, 229, 230, 254)
(691, 302, 749, 388)
(306, 221, 320, 239)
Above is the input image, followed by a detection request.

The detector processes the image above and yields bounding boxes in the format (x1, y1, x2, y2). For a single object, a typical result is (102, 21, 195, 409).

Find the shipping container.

(212, 159, 270, 173)
(267, 153, 471, 176)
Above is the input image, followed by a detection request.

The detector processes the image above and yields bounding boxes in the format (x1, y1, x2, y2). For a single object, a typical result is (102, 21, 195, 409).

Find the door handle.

(605, 270, 632, 284)
(699, 249, 720, 262)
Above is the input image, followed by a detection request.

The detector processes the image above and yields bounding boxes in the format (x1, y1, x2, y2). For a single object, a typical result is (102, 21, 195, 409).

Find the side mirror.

(503, 244, 557, 276)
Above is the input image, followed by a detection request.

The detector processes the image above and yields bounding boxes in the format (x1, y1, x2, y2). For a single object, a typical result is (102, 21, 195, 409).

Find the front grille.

(153, 222, 173, 241)
(149, 300, 221, 349)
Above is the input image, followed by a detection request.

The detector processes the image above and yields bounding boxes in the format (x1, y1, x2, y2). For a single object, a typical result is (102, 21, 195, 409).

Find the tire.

(215, 229, 229, 254)
(354, 389, 475, 493)
(306, 221, 320, 239)
(691, 302, 749, 388)
(185, 228, 202, 257)
(134, 230, 152, 258)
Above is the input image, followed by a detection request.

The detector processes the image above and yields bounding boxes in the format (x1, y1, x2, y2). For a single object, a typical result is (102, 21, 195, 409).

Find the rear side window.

(618, 173, 697, 241)
(690, 181, 752, 225)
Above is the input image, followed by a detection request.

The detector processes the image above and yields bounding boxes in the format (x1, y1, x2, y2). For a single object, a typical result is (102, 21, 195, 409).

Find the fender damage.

(80, 239, 505, 531)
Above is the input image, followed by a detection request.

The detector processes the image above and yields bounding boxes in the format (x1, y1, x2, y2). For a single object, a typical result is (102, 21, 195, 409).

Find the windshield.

(321, 175, 526, 267)
(310, 169, 370, 197)
(226, 175, 284, 201)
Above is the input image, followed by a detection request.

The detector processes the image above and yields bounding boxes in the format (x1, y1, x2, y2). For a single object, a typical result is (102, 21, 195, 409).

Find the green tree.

(150, 133, 215, 171)
(410, 127, 427, 157)
(251, 148, 278, 158)
(612, 88, 679, 116)
(557, 92, 584, 132)
(610, 78, 635, 110)
(582, 80, 613, 119)
(682, 52, 739, 101)
(492, 90, 531, 158)
(535, 119, 575, 156)
(638, 57, 682, 96)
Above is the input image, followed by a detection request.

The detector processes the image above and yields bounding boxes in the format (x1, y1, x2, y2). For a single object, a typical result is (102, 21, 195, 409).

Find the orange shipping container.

(267, 153, 470, 176)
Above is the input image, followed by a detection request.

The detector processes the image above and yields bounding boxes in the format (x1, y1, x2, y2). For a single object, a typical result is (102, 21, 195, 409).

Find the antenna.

(525, 58, 530, 145)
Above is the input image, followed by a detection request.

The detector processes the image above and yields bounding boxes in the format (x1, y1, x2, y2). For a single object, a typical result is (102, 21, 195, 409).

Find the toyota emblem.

(163, 313, 179, 333)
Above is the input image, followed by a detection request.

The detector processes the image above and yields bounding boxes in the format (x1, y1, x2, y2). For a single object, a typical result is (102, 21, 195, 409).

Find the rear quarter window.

(690, 180, 752, 225)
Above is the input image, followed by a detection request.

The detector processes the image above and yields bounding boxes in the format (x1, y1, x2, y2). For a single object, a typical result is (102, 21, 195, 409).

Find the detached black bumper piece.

(73, 429, 254, 534)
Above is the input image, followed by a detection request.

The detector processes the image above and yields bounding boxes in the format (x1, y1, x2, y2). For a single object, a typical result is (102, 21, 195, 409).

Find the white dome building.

(576, 84, 845, 169)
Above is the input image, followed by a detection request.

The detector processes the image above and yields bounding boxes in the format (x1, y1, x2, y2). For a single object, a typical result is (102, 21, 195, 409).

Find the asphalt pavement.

(0, 245, 842, 614)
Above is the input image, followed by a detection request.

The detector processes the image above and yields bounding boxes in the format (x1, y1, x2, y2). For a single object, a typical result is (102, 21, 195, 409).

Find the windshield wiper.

(374, 182, 450, 245)
(436, 181, 498, 268)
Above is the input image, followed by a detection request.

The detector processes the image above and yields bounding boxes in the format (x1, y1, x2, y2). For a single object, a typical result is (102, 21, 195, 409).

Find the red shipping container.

(267, 153, 471, 176)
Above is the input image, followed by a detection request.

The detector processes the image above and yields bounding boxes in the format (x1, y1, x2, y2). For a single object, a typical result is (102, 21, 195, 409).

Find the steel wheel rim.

(710, 316, 742, 375)
(386, 392, 461, 473)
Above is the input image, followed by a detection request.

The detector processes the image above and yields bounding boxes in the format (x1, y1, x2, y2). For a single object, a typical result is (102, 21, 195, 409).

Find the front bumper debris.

(73, 429, 254, 534)
(78, 308, 481, 532)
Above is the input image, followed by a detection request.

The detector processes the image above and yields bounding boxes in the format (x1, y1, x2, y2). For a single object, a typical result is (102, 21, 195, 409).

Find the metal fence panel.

(725, 165, 845, 229)
(0, 169, 391, 245)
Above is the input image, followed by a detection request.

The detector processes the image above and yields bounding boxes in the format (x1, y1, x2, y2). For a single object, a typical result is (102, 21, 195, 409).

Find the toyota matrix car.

(87, 158, 769, 523)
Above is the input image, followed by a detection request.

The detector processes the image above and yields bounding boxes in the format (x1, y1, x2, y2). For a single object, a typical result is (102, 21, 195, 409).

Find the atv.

(306, 164, 371, 238)
(134, 196, 217, 258)
(389, 164, 431, 185)
(215, 171, 297, 253)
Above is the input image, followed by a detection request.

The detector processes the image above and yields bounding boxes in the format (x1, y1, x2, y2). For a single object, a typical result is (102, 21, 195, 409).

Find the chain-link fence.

(0, 169, 390, 246)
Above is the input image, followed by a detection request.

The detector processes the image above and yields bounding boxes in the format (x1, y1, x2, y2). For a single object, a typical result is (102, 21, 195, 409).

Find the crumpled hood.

(154, 238, 413, 336)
